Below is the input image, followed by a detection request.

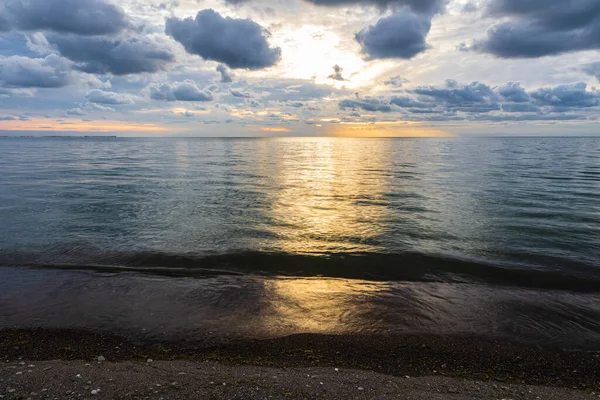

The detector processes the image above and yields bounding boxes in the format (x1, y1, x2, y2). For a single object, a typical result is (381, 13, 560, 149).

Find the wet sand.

(1, 329, 599, 399)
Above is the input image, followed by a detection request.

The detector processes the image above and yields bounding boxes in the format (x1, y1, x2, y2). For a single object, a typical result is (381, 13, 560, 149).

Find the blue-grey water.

(1, 137, 600, 348)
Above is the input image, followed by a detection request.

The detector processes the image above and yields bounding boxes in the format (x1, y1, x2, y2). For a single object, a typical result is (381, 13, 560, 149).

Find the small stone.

(27, 365, 35, 368)
(334, 368, 339, 371)
(91, 389, 99, 395)
(19, 361, 25, 365)
(97, 356, 106, 362)
(15, 371, 23, 375)
(405, 376, 410, 379)
(76, 374, 81, 378)
(8, 389, 16, 393)
(358, 387, 364, 391)
(147, 359, 153, 363)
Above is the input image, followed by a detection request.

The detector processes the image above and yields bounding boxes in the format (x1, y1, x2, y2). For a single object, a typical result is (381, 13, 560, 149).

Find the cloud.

(413, 80, 499, 107)
(390, 95, 432, 108)
(148, 80, 213, 102)
(501, 103, 540, 113)
(339, 98, 392, 112)
(0, 54, 72, 88)
(530, 82, 599, 108)
(496, 82, 530, 102)
(230, 89, 251, 98)
(216, 64, 233, 83)
(66, 107, 87, 116)
(301, 0, 446, 15)
(327, 64, 346, 81)
(0, 87, 36, 97)
(355, 10, 431, 60)
(467, 0, 600, 58)
(583, 62, 600, 82)
(47, 34, 175, 76)
(86, 89, 134, 105)
(165, 9, 281, 70)
(384, 75, 408, 87)
(0, 0, 128, 35)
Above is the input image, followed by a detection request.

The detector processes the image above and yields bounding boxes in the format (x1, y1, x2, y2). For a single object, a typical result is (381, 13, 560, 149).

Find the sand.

(2, 359, 599, 400)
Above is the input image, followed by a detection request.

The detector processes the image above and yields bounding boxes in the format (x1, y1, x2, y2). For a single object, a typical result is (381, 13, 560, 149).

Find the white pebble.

(358, 387, 364, 391)
(27, 365, 35, 368)
(147, 359, 153, 363)
(91, 389, 100, 395)
(97, 356, 106, 362)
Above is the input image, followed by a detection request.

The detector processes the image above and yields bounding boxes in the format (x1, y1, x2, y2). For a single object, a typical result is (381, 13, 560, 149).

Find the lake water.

(1, 137, 599, 347)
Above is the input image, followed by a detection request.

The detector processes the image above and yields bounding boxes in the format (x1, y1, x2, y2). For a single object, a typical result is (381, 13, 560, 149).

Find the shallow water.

(1, 137, 600, 347)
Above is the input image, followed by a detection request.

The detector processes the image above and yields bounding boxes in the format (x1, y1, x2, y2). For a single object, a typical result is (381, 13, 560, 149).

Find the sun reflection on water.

(261, 277, 390, 334)
(257, 138, 393, 254)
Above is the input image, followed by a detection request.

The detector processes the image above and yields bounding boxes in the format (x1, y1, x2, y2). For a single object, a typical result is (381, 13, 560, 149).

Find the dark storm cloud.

(339, 98, 392, 112)
(149, 80, 213, 102)
(355, 10, 431, 60)
(328, 65, 346, 81)
(216, 64, 233, 83)
(165, 9, 281, 70)
(0, 54, 72, 88)
(85, 89, 134, 105)
(530, 82, 599, 108)
(46, 34, 175, 76)
(0, 0, 128, 35)
(583, 63, 600, 82)
(468, 0, 600, 58)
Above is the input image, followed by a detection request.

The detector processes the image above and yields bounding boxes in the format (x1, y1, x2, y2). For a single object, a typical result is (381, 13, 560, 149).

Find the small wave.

(1, 249, 600, 292)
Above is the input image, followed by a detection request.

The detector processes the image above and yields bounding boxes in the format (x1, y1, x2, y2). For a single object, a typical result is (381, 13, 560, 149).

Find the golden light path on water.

(260, 277, 390, 334)
(253, 137, 394, 254)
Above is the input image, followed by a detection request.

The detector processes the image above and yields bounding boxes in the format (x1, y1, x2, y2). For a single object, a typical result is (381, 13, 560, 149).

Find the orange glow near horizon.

(0, 118, 168, 133)
(260, 127, 292, 133)
(328, 122, 453, 137)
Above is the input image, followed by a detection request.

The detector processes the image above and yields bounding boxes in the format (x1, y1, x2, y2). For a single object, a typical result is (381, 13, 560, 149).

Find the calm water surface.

(1, 137, 599, 347)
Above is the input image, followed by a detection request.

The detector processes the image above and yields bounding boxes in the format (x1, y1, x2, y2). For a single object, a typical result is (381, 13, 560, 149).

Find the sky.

(0, 0, 599, 137)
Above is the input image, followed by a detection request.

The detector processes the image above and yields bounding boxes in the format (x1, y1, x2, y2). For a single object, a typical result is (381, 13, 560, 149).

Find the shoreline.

(2, 329, 599, 390)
